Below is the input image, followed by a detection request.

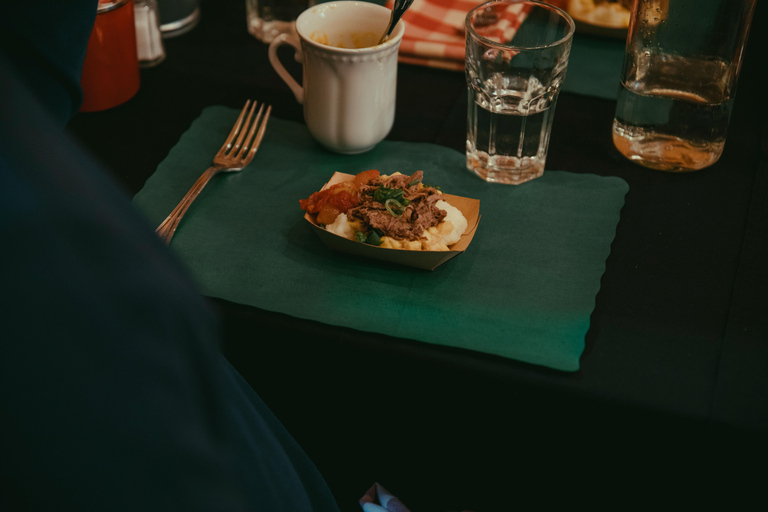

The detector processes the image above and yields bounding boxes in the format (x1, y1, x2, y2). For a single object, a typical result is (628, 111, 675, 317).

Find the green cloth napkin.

(133, 108, 628, 372)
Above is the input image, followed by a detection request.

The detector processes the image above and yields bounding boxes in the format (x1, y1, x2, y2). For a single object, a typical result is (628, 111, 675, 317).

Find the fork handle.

(157, 167, 215, 232)
(156, 166, 220, 244)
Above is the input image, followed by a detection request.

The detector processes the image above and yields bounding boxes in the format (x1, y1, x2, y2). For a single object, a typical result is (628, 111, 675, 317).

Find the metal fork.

(155, 100, 271, 244)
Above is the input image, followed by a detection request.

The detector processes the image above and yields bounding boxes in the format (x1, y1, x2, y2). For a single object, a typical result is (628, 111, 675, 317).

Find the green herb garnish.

(373, 186, 410, 206)
(365, 229, 383, 246)
(384, 198, 405, 217)
(354, 229, 383, 246)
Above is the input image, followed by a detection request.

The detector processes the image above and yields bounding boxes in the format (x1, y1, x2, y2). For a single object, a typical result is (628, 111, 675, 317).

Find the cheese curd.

(326, 213, 355, 239)
(435, 199, 468, 246)
(379, 220, 457, 251)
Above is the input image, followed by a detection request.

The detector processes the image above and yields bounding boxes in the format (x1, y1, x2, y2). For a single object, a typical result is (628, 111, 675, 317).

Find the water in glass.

(467, 72, 559, 184)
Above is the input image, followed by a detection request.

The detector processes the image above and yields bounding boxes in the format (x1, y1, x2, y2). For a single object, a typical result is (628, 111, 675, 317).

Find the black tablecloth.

(67, 0, 768, 508)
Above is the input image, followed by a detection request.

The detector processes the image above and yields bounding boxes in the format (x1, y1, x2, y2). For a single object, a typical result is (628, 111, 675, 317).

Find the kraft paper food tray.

(303, 172, 481, 271)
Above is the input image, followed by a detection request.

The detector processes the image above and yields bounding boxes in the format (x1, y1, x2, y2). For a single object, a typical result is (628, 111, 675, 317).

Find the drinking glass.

(246, 0, 316, 43)
(612, 0, 757, 172)
(465, 0, 574, 185)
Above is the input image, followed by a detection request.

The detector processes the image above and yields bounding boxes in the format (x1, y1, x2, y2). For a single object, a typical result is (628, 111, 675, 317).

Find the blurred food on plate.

(565, 0, 632, 28)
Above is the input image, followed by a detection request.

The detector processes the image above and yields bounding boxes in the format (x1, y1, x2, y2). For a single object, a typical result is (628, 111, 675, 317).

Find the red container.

(80, 0, 140, 112)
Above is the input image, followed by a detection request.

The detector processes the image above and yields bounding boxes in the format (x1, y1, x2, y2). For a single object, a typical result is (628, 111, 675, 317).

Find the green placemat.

(134, 108, 628, 372)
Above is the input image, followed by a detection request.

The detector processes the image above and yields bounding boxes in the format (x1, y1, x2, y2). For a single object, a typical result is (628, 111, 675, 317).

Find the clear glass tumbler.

(465, 0, 575, 185)
(612, 0, 757, 172)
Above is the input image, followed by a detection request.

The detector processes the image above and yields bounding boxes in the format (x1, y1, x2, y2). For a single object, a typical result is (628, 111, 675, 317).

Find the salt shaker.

(134, 0, 165, 67)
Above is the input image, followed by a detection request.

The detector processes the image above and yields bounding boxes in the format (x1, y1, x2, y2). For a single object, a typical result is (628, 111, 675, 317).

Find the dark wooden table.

(67, 1, 768, 509)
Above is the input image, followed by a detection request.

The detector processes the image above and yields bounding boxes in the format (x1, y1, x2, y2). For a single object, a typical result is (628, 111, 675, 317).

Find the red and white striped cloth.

(385, 0, 567, 71)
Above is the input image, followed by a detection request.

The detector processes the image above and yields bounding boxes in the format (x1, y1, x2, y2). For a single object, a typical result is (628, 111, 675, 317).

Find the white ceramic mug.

(268, 1, 405, 154)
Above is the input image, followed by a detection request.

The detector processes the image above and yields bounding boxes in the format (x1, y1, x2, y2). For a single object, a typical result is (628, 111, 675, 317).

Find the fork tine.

(241, 105, 272, 167)
(233, 103, 263, 160)
(218, 100, 252, 157)
(235, 103, 265, 160)
(229, 101, 258, 157)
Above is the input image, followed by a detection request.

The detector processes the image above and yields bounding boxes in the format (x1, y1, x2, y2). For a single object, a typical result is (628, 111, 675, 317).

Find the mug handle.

(268, 33, 304, 104)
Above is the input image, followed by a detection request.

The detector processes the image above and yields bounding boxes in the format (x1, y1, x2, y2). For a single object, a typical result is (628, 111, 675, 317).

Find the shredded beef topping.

(348, 171, 447, 241)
